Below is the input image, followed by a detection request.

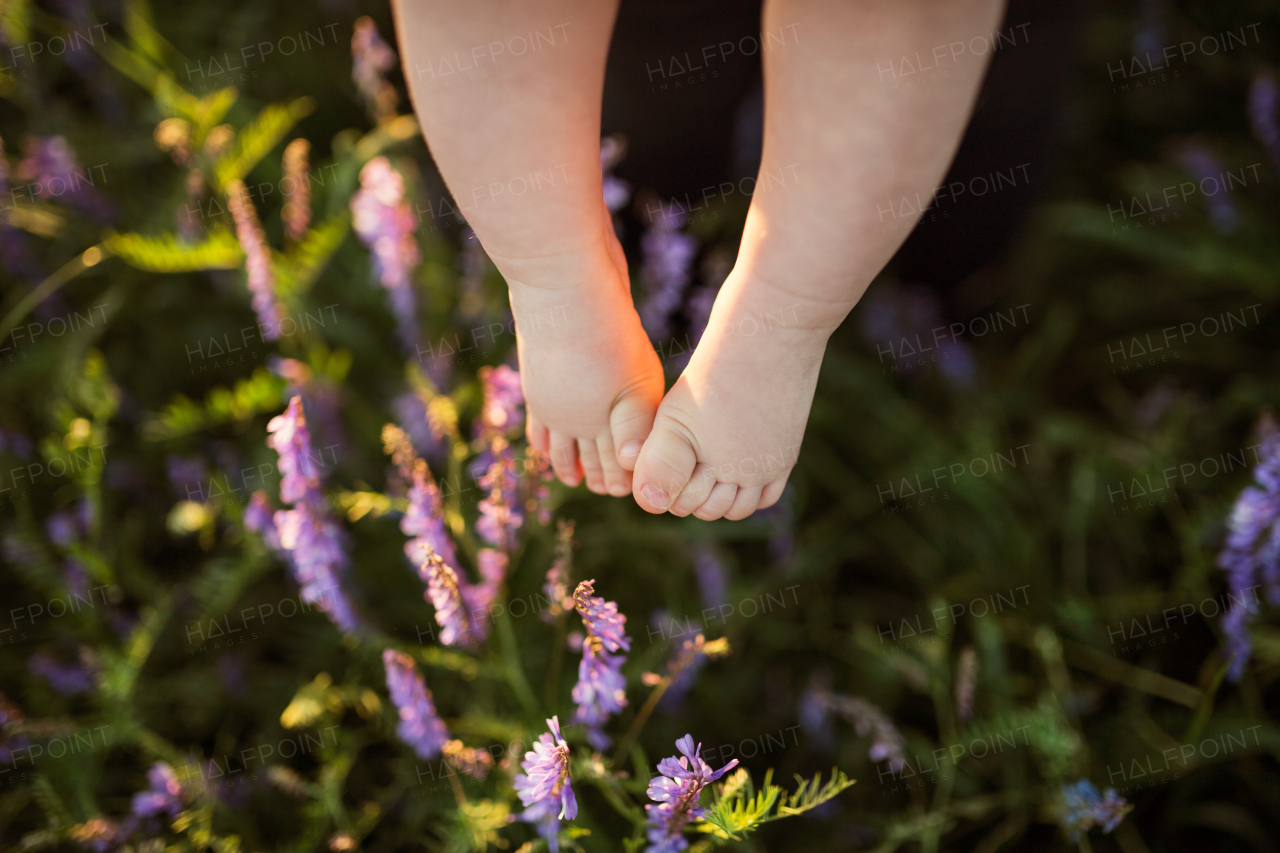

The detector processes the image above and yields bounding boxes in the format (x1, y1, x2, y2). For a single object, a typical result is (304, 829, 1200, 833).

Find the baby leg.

(392, 0, 663, 494)
(631, 0, 1006, 518)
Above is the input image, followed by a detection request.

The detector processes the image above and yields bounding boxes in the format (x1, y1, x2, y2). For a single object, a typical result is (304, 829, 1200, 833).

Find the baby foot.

(628, 267, 837, 520)
(502, 210, 664, 496)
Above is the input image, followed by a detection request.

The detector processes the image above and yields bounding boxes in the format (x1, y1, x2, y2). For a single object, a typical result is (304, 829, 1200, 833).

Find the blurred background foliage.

(0, 0, 1278, 851)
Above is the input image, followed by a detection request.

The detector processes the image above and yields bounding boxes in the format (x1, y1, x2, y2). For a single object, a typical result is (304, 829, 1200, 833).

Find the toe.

(578, 439, 606, 494)
(595, 432, 632, 497)
(669, 463, 718, 517)
(610, 375, 662, 473)
(548, 430, 581, 487)
(526, 413, 550, 455)
(725, 485, 763, 521)
(693, 482, 738, 521)
(759, 480, 787, 510)
(632, 416, 698, 514)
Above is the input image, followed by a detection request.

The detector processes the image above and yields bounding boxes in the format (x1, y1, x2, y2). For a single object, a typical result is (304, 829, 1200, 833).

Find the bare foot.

(627, 266, 835, 520)
(508, 206, 663, 496)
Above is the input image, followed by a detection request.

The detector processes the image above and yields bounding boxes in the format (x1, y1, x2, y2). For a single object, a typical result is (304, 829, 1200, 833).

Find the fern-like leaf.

(104, 229, 243, 272)
(214, 98, 316, 191)
(275, 214, 350, 301)
(778, 768, 856, 817)
(699, 768, 782, 841)
(697, 767, 855, 841)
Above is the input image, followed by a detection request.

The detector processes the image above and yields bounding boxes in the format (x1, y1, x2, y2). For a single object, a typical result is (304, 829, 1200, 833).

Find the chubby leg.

(392, 0, 663, 495)
(631, 0, 1006, 518)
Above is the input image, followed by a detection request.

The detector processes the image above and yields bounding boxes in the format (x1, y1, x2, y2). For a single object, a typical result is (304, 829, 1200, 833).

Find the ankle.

(717, 265, 854, 340)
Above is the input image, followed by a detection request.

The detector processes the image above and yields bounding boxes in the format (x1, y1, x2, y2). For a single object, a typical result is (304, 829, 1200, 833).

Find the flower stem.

(610, 677, 670, 767)
(495, 604, 538, 717)
(0, 243, 108, 340)
(545, 614, 566, 710)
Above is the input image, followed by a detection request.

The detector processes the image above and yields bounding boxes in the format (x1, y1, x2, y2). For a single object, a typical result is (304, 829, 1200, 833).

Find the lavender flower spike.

(572, 638, 629, 750)
(266, 397, 360, 633)
(420, 544, 476, 647)
(513, 716, 577, 851)
(403, 459, 457, 570)
(573, 579, 631, 653)
(383, 649, 451, 760)
(282, 138, 311, 243)
(227, 178, 285, 339)
(645, 734, 739, 853)
(572, 580, 631, 747)
(131, 762, 186, 818)
(1217, 427, 1280, 681)
(1059, 779, 1131, 842)
(477, 364, 524, 438)
(351, 156, 421, 350)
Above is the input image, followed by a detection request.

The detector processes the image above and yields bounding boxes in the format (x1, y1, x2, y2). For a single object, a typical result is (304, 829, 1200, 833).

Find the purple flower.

(402, 459, 457, 570)
(352, 156, 421, 350)
(571, 580, 631, 746)
(691, 543, 727, 610)
(352, 17, 398, 122)
(513, 716, 577, 851)
(227, 178, 285, 339)
(274, 503, 360, 632)
(267, 397, 323, 503)
(244, 490, 282, 550)
(393, 391, 441, 459)
(131, 762, 186, 818)
(29, 651, 96, 695)
(831, 695, 906, 770)
(542, 520, 576, 621)
(1174, 141, 1238, 233)
(477, 364, 524, 438)
(645, 734, 738, 853)
(47, 498, 92, 547)
(167, 454, 207, 500)
(638, 205, 698, 341)
(268, 357, 347, 450)
(572, 640, 628, 750)
(282, 138, 311, 243)
(1059, 779, 1131, 842)
(1217, 427, 1280, 681)
(799, 673, 836, 751)
(63, 559, 90, 601)
(573, 580, 631, 653)
(801, 682, 906, 771)
(1248, 72, 1280, 173)
(266, 398, 359, 633)
(476, 439, 522, 554)
(420, 545, 478, 647)
(383, 649, 451, 760)
(601, 136, 631, 214)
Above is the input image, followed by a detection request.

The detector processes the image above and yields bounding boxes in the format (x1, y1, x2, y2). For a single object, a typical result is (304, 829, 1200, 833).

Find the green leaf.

(122, 0, 170, 66)
(440, 799, 511, 853)
(214, 98, 316, 191)
(275, 214, 350, 302)
(143, 369, 287, 441)
(698, 767, 855, 841)
(104, 229, 243, 272)
(778, 768, 857, 817)
(699, 768, 782, 841)
(193, 86, 240, 143)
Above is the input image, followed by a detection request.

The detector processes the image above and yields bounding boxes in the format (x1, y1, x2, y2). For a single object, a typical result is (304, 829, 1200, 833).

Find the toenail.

(609, 484, 629, 497)
(642, 485, 669, 509)
(618, 440, 643, 459)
